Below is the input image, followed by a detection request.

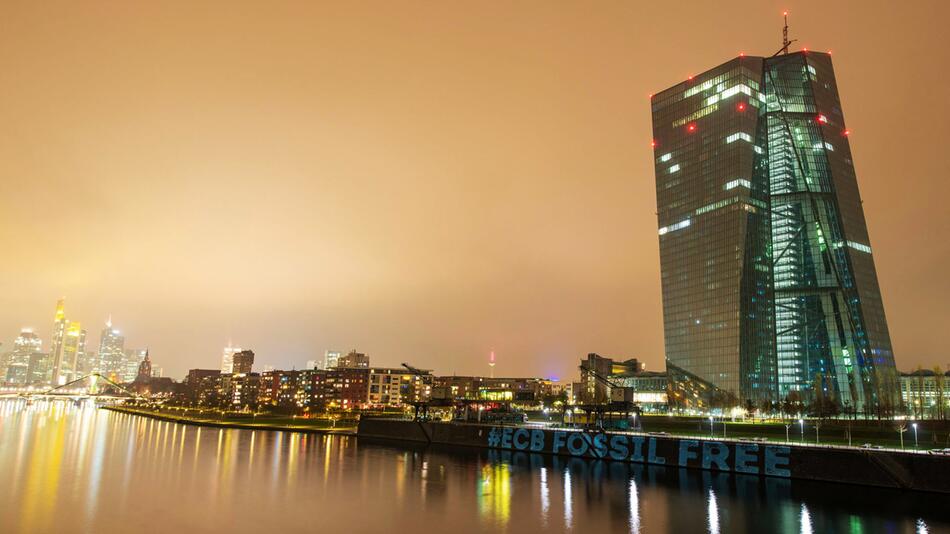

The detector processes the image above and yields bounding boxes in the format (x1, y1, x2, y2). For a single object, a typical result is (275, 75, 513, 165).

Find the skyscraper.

(49, 299, 68, 384)
(62, 322, 86, 383)
(6, 329, 43, 385)
(221, 343, 242, 374)
(123, 349, 148, 382)
(651, 50, 897, 412)
(98, 319, 126, 380)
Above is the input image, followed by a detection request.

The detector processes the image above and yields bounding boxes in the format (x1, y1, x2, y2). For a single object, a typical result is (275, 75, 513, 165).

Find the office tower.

(651, 50, 896, 412)
(324, 350, 341, 369)
(232, 350, 255, 374)
(98, 319, 126, 380)
(62, 322, 86, 383)
(337, 350, 369, 369)
(123, 349, 147, 382)
(49, 299, 68, 384)
(7, 329, 42, 385)
(221, 343, 242, 374)
(27, 352, 50, 384)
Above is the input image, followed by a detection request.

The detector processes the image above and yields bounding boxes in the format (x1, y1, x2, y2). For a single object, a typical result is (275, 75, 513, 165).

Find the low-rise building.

(900, 369, 949, 419)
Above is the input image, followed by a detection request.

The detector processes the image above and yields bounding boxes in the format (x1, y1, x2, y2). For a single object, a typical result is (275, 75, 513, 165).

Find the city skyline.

(2, 2, 949, 380)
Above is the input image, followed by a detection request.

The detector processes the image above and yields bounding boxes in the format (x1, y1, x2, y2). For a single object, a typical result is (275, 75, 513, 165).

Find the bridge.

(0, 373, 153, 404)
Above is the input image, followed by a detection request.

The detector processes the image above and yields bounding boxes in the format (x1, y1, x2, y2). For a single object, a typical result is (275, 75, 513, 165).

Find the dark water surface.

(1, 400, 947, 533)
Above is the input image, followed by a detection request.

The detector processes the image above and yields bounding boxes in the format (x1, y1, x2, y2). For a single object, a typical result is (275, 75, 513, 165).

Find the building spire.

(106, 314, 112, 329)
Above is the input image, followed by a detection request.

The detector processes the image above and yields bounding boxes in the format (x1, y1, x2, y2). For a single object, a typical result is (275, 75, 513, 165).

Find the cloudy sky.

(1, 1, 948, 379)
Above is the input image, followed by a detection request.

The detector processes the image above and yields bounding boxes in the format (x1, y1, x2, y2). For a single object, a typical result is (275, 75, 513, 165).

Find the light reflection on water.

(0, 400, 947, 534)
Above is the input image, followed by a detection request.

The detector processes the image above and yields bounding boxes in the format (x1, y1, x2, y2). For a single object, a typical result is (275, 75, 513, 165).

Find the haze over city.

(2, 1, 948, 380)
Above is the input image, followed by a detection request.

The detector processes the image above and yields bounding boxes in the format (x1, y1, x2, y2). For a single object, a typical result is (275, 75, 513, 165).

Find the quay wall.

(357, 418, 950, 494)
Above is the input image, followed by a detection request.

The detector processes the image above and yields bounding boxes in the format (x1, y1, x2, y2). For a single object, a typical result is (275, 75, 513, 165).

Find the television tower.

(489, 350, 496, 379)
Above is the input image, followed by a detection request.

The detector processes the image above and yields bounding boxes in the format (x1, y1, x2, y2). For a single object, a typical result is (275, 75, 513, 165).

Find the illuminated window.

(726, 132, 753, 144)
(847, 241, 872, 254)
(668, 164, 680, 174)
(724, 179, 752, 190)
(659, 153, 672, 162)
(658, 218, 691, 235)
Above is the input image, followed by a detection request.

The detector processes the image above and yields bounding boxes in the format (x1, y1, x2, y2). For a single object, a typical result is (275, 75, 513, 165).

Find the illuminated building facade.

(324, 350, 341, 369)
(49, 299, 68, 384)
(221, 343, 242, 374)
(3, 329, 43, 385)
(61, 322, 86, 383)
(122, 349, 147, 382)
(337, 350, 369, 369)
(231, 350, 255, 374)
(651, 51, 897, 411)
(98, 321, 126, 380)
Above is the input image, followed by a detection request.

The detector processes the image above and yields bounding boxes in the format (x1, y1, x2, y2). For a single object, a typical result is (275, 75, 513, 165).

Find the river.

(0, 400, 946, 533)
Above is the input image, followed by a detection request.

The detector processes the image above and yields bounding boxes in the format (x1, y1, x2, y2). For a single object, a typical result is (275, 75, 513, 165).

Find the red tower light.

(817, 114, 828, 124)
(651, 139, 658, 148)
(687, 123, 697, 133)
(737, 102, 747, 112)
(843, 129, 851, 136)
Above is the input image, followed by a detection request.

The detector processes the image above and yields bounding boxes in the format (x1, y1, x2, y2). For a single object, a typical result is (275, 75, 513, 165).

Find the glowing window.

(658, 218, 691, 235)
(724, 179, 752, 190)
(726, 132, 753, 144)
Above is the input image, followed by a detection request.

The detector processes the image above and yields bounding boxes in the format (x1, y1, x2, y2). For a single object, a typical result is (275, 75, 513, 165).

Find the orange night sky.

(1, 1, 948, 379)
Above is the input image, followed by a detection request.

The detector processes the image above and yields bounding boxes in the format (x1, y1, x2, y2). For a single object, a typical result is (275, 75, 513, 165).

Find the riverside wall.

(357, 418, 950, 493)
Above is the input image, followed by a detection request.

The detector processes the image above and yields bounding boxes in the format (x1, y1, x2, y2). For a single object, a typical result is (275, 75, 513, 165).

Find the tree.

(934, 366, 946, 421)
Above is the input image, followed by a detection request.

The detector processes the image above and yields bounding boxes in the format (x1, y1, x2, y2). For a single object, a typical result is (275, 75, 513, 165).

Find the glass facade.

(651, 52, 897, 412)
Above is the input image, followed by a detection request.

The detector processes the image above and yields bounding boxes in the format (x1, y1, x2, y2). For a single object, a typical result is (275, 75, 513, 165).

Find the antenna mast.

(782, 11, 790, 54)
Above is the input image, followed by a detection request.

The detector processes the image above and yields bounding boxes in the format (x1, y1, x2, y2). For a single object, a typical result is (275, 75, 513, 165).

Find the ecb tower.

(650, 50, 898, 413)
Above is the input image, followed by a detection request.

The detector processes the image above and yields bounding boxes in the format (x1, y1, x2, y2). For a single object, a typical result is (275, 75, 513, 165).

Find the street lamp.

(799, 419, 804, 444)
(913, 423, 919, 449)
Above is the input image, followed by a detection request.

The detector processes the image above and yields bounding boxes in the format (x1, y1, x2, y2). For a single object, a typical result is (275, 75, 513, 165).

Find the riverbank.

(103, 405, 357, 435)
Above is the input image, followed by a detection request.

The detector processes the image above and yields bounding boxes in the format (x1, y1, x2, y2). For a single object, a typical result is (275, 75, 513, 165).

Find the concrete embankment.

(358, 418, 950, 494)
(103, 406, 356, 435)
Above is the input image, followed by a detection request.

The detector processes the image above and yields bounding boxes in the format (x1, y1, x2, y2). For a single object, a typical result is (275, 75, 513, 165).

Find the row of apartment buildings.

(175, 365, 565, 412)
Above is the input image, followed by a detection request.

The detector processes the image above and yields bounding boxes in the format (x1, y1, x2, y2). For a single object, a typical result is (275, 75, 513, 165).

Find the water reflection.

(0, 400, 947, 534)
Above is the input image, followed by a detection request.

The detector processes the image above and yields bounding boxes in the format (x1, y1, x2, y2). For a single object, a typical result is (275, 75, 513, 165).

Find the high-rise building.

(49, 298, 68, 385)
(232, 350, 255, 374)
(62, 322, 86, 383)
(221, 343, 242, 374)
(27, 352, 51, 385)
(324, 350, 341, 369)
(123, 349, 147, 383)
(98, 319, 126, 380)
(5, 329, 43, 384)
(337, 350, 369, 369)
(651, 50, 897, 412)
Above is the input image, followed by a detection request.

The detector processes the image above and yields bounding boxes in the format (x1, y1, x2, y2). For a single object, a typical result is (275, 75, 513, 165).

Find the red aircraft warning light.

(817, 114, 829, 124)
(843, 129, 852, 136)
(737, 102, 747, 112)
(687, 123, 697, 133)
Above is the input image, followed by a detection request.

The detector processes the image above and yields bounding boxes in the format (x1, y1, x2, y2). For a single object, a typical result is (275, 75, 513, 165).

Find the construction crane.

(400, 362, 433, 421)
(577, 364, 642, 431)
